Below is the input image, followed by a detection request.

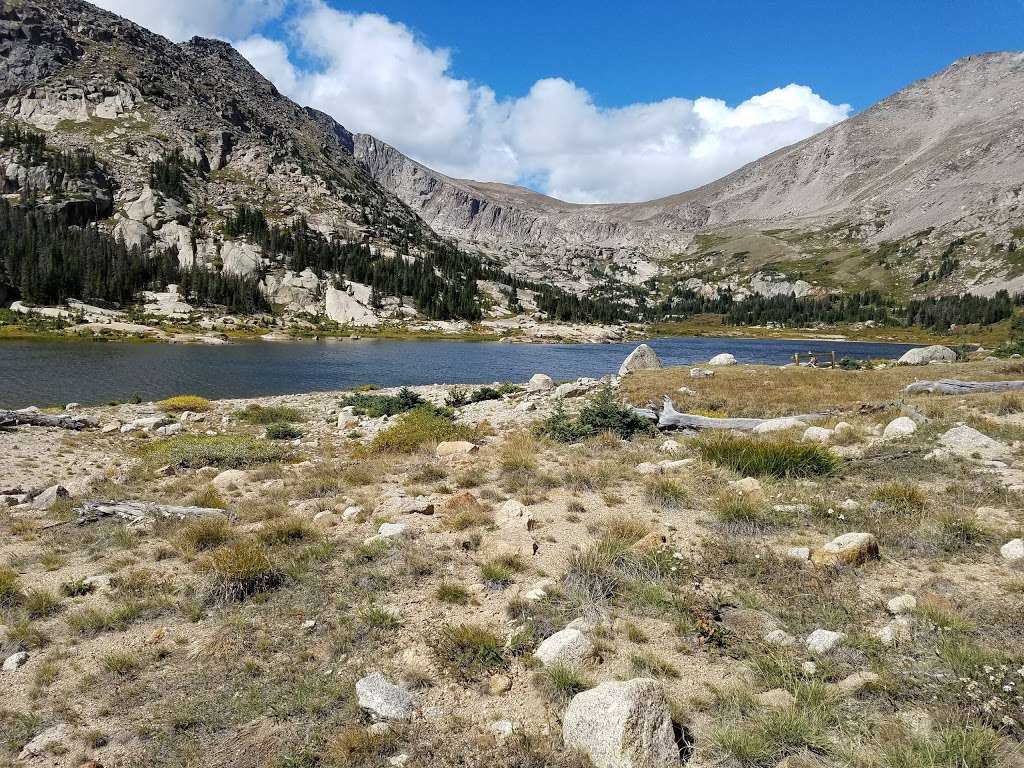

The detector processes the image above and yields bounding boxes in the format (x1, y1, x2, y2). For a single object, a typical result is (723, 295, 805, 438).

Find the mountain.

(358, 53, 1024, 299)
(1, 0, 1022, 332)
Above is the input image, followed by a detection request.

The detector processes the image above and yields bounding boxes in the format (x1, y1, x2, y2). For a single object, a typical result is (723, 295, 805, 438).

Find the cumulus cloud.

(97, 0, 852, 203)
(92, 0, 285, 42)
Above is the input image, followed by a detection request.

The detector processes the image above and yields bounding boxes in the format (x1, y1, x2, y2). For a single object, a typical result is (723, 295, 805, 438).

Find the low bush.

(371, 408, 473, 453)
(341, 387, 424, 417)
(174, 517, 233, 554)
(265, 422, 303, 440)
(233, 404, 306, 424)
(139, 434, 286, 469)
(156, 395, 211, 413)
(430, 623, 508, 679)
(539, 385, 655, 442)
(695, 433, 840, 479)
(205, 541, 283, 601)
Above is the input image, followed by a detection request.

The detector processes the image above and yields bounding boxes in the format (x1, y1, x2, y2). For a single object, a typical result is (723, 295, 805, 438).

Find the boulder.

(1000, 539, 1024, 562)
(883, 417, 917, 439)
(378, 522, 409, 539)
(562, 678, 679, 768)
(212, 469, 248, 492)
(554, 381, 588, 398)
(355, 672, 414, 721)
(526, 373, 554, 392)
(533, 628, 594, 668)
(753, 417, 806, 434)
(938, 425, 1009, 460)
(689, 368, 714, 379)
(618, 344, 662, 376)
(375, 496, 435, 516)
(708, 353, 737, 366)
(806, 628, 846, 654)
(3, 651, 29, 671)
(887, 595, 917, 615)
(802, 426, 832, 443)
(31, 484, 68, 510)
(898, 345, 956, 365)
(494, 499, 534, 531)
(811, 532, 879, 567)
(436, 440, 477, 457)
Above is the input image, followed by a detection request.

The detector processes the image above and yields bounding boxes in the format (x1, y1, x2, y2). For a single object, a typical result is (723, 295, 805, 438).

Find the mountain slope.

(357, 53, 1024, 297)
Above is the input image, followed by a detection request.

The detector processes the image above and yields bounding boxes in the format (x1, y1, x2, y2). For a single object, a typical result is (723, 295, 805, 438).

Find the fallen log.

(75, 501, 227, 526)
(652, 396, 828, 432)
(904, 379, 1024, 396)
(0, 410, 97, 430)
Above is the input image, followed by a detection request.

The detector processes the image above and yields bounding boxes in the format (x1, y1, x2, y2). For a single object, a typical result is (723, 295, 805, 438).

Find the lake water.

(0, 336, 919, 409)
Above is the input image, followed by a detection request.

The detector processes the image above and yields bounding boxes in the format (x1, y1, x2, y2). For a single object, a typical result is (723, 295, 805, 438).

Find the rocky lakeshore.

(2, 346, 1023, 767)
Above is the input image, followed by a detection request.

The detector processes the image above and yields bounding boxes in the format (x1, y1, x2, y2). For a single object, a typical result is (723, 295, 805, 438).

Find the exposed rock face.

(356, 53, 1024, 294)
(562, 678, 679, 768)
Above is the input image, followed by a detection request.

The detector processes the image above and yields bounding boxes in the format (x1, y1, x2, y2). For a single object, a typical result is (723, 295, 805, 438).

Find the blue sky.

(96, 0, 1024, 203)
(330, 0, 1024, 111)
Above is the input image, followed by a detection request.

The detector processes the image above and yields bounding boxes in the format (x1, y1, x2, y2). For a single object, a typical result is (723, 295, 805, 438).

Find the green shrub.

(446, 386, 469, 407)
(265, 422, 304, 440)
(340, 387, 424, 417)
(205, 541, 283, 601)
(430, 623, 507, 679)
(156, 395, 211, 413)
(59, 577, 95, 597)
(435, 582, 471, 605)
(370, 408, 473, 453)
(535, 664, 594, 703)
(234, 404, 306, 424)
(539, 385, 655, 442)
(139, 434, 286, 469)
(695, 433, 840, 478)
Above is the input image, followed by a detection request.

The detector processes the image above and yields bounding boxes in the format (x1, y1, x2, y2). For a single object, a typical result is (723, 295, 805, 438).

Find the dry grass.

(619, 361, 1016, 419)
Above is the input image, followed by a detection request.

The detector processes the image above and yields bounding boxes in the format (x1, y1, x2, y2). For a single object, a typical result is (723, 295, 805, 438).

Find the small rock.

(488, 674, 512, 695)
(729, 477, 762, 496)
(1000, 539, 1024, 562)
(341, 505, 363, 521)
(876, 616, 912, 646)
(883, 417, 917, 439)
(785, 546, 811, 561)
(489, 719, 515, 739)
(811, 532, 880, 567)
(3, 651, 29, 671)
(839, 498, 860, 512)
(659, 440, 681, 453)
(689, 367, 715, 378)
(806, 628, 846, 654)
(101, 421, 122, 433)
(375, 496, 435, 516)
(708, 353, 737, 366)
(801, 661, 818, 676)
(753, 417, 806, 434)
(802, 426, 833, 443)
(836, 671, 880, 694)
(355, 672, 414, 721)
(524, 578, 556, 601)
(378, 522, 409, 539)
(886, 594, 917, 615)
(534, 628, 594, 668)
(312, 511, 339, 529)
(436, 440, 477, 457)
(495, 499, 534, 530)
(18, 724, 70, 760)
(764, 629, 796, 647)
(212, 469, 248, 491)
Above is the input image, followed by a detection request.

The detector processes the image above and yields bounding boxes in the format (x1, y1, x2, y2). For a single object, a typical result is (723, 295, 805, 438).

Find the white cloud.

(96, 0, 852, 203)
(92, 0, 285, 42)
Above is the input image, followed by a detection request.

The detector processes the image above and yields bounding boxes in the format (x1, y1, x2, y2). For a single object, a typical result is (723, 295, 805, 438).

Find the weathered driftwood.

(637, 396, 827, 432)
(0, 410, 96, 430)
(904, 379, 1024, 396)
(76, 501, 227, 526)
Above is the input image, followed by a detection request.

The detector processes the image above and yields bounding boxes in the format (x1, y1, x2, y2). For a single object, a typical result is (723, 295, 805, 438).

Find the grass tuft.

(695, 433, 840, 478)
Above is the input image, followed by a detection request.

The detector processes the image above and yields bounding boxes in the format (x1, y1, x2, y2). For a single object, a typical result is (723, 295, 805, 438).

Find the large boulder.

(708, 353, 737, 366)
(526, 373, 554, 392)
(937, 425, 1009, 460)
(618, 345, 662, 376)
(562, 678, 679, 768)
(898, 345, 956, 365)
(883, 416, 918, 439)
